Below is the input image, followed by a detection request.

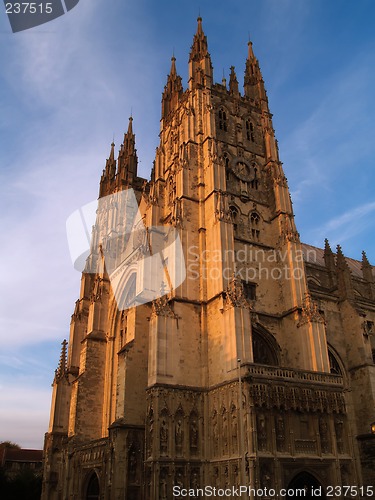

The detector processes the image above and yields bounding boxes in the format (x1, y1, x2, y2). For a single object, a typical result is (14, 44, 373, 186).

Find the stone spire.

(162, 56, 183, 119)
(99, 141, 117, 198)
(323, 238, 336, 287)
(116, 116, 138, 188)
(123, 116, 135, 156)
(362, 251, 373, 280)
(336, 245, 354, 300)
(189, 16, 209, 61)
(243, 40, 266, 103)
(55, 339, 68, 380)
(229, 66, 239, 95)
(362, 251, 374, 299)
(188, 17, 213, 89)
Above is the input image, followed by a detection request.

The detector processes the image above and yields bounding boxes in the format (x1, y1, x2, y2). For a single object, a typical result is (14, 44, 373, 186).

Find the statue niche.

(189, 411, 199, 455)
(174, 409, 184, 457)
(160, 411, 169, 456)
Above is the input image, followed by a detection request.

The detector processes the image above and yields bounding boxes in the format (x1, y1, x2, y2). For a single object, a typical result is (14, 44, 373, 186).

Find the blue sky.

(0, 0, 375, 448)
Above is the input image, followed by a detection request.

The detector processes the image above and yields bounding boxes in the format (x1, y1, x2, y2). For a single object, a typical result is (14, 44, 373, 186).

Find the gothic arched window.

(224, 154, 230, 169)
(218, 108, 228, 132)
(250, 212, 260, 225)
(328, 349, 343, 376)
(86, 472, 100, 500)
(246, 119, 255, 141)
(229, 206, 239, 232)
(252, 330, 279, 366)
(223, 154, 230, 180)
(250, 212, 260, 241)
(250, 165, 259, 190)
(120, 273, 137, 310)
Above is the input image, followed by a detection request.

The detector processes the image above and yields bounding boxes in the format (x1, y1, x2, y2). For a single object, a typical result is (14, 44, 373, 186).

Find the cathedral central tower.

(42, 18, 373, 500)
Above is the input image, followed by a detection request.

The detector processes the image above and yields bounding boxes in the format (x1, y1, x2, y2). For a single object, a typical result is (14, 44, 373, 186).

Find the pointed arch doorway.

(287, 472, 326, 499)
(86, 472, 100, 500)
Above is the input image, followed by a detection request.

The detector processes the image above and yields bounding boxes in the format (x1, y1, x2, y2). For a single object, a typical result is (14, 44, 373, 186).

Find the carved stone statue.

(276, 415, 285, 451)
(335, 418, 344, 453)
(231, 408, 238, 451)
(222, 410, 228, 452)
(189, 416, 199, 453)
(160, 475, 167, 500)
(175, 418, 184, 455)
(257, 413, 267, 451)
(128, 447, 137, 482)
(319, 416, 329, 453)
(160, 417, 169, 455)
(212, 411, 218, 455)
(147, 409, 154, 457)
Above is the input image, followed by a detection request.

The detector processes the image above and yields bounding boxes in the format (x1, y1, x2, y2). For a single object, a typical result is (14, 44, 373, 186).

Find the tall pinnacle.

(323, 238, 336, 286)
(55, 339, 68, 380)
(244, 40, 265, 101)
(165, 56, 182, 93)
(189, 17, 208, 61)
(323, 238, 334, 261)
(362, 250, 374, 283)
(116, 117, 138, 187)
(123, 116, 135, 156)
(188, 17, 213, 89)
(99, 141, 117, 197)
(162, 56, 183, 119)
(109, 141, 115, 161)
(336, 245, 354, 300)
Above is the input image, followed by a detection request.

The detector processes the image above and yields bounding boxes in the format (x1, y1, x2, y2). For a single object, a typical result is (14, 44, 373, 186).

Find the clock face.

(232, 160, 255, 182)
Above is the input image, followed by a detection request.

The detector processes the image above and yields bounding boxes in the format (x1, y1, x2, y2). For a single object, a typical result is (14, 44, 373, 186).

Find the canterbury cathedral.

(42, 18, 375, 500)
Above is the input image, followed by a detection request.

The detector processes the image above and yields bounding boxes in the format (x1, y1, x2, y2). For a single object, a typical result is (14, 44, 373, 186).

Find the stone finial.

(335, 245, 354, 300)
(361, 251, 374, 298)
(361, 250, 372, 272)
(229, 66, 239, 95)
(323, 239, 336, 287)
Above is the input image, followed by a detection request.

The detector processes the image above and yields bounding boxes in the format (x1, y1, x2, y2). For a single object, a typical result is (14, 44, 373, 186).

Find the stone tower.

(42, 18, 375, 500)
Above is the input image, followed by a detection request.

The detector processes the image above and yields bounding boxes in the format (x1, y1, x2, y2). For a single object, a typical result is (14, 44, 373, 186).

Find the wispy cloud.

(310, 201, 375, 249)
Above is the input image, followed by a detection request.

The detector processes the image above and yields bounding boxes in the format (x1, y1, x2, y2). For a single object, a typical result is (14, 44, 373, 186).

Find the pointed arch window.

(218, 108, 228, 132)
(229, 205, 239, 232)
(86, 472, 100, 500)
(250, 165, 259, 190)
(223, 154, 230, 180)
(246, 120, 255, 141)
(224, 154, 230, 169)
(250, 211, 260, 241)
(328, 349, 343, 376)
(252, 330, 279, 366)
